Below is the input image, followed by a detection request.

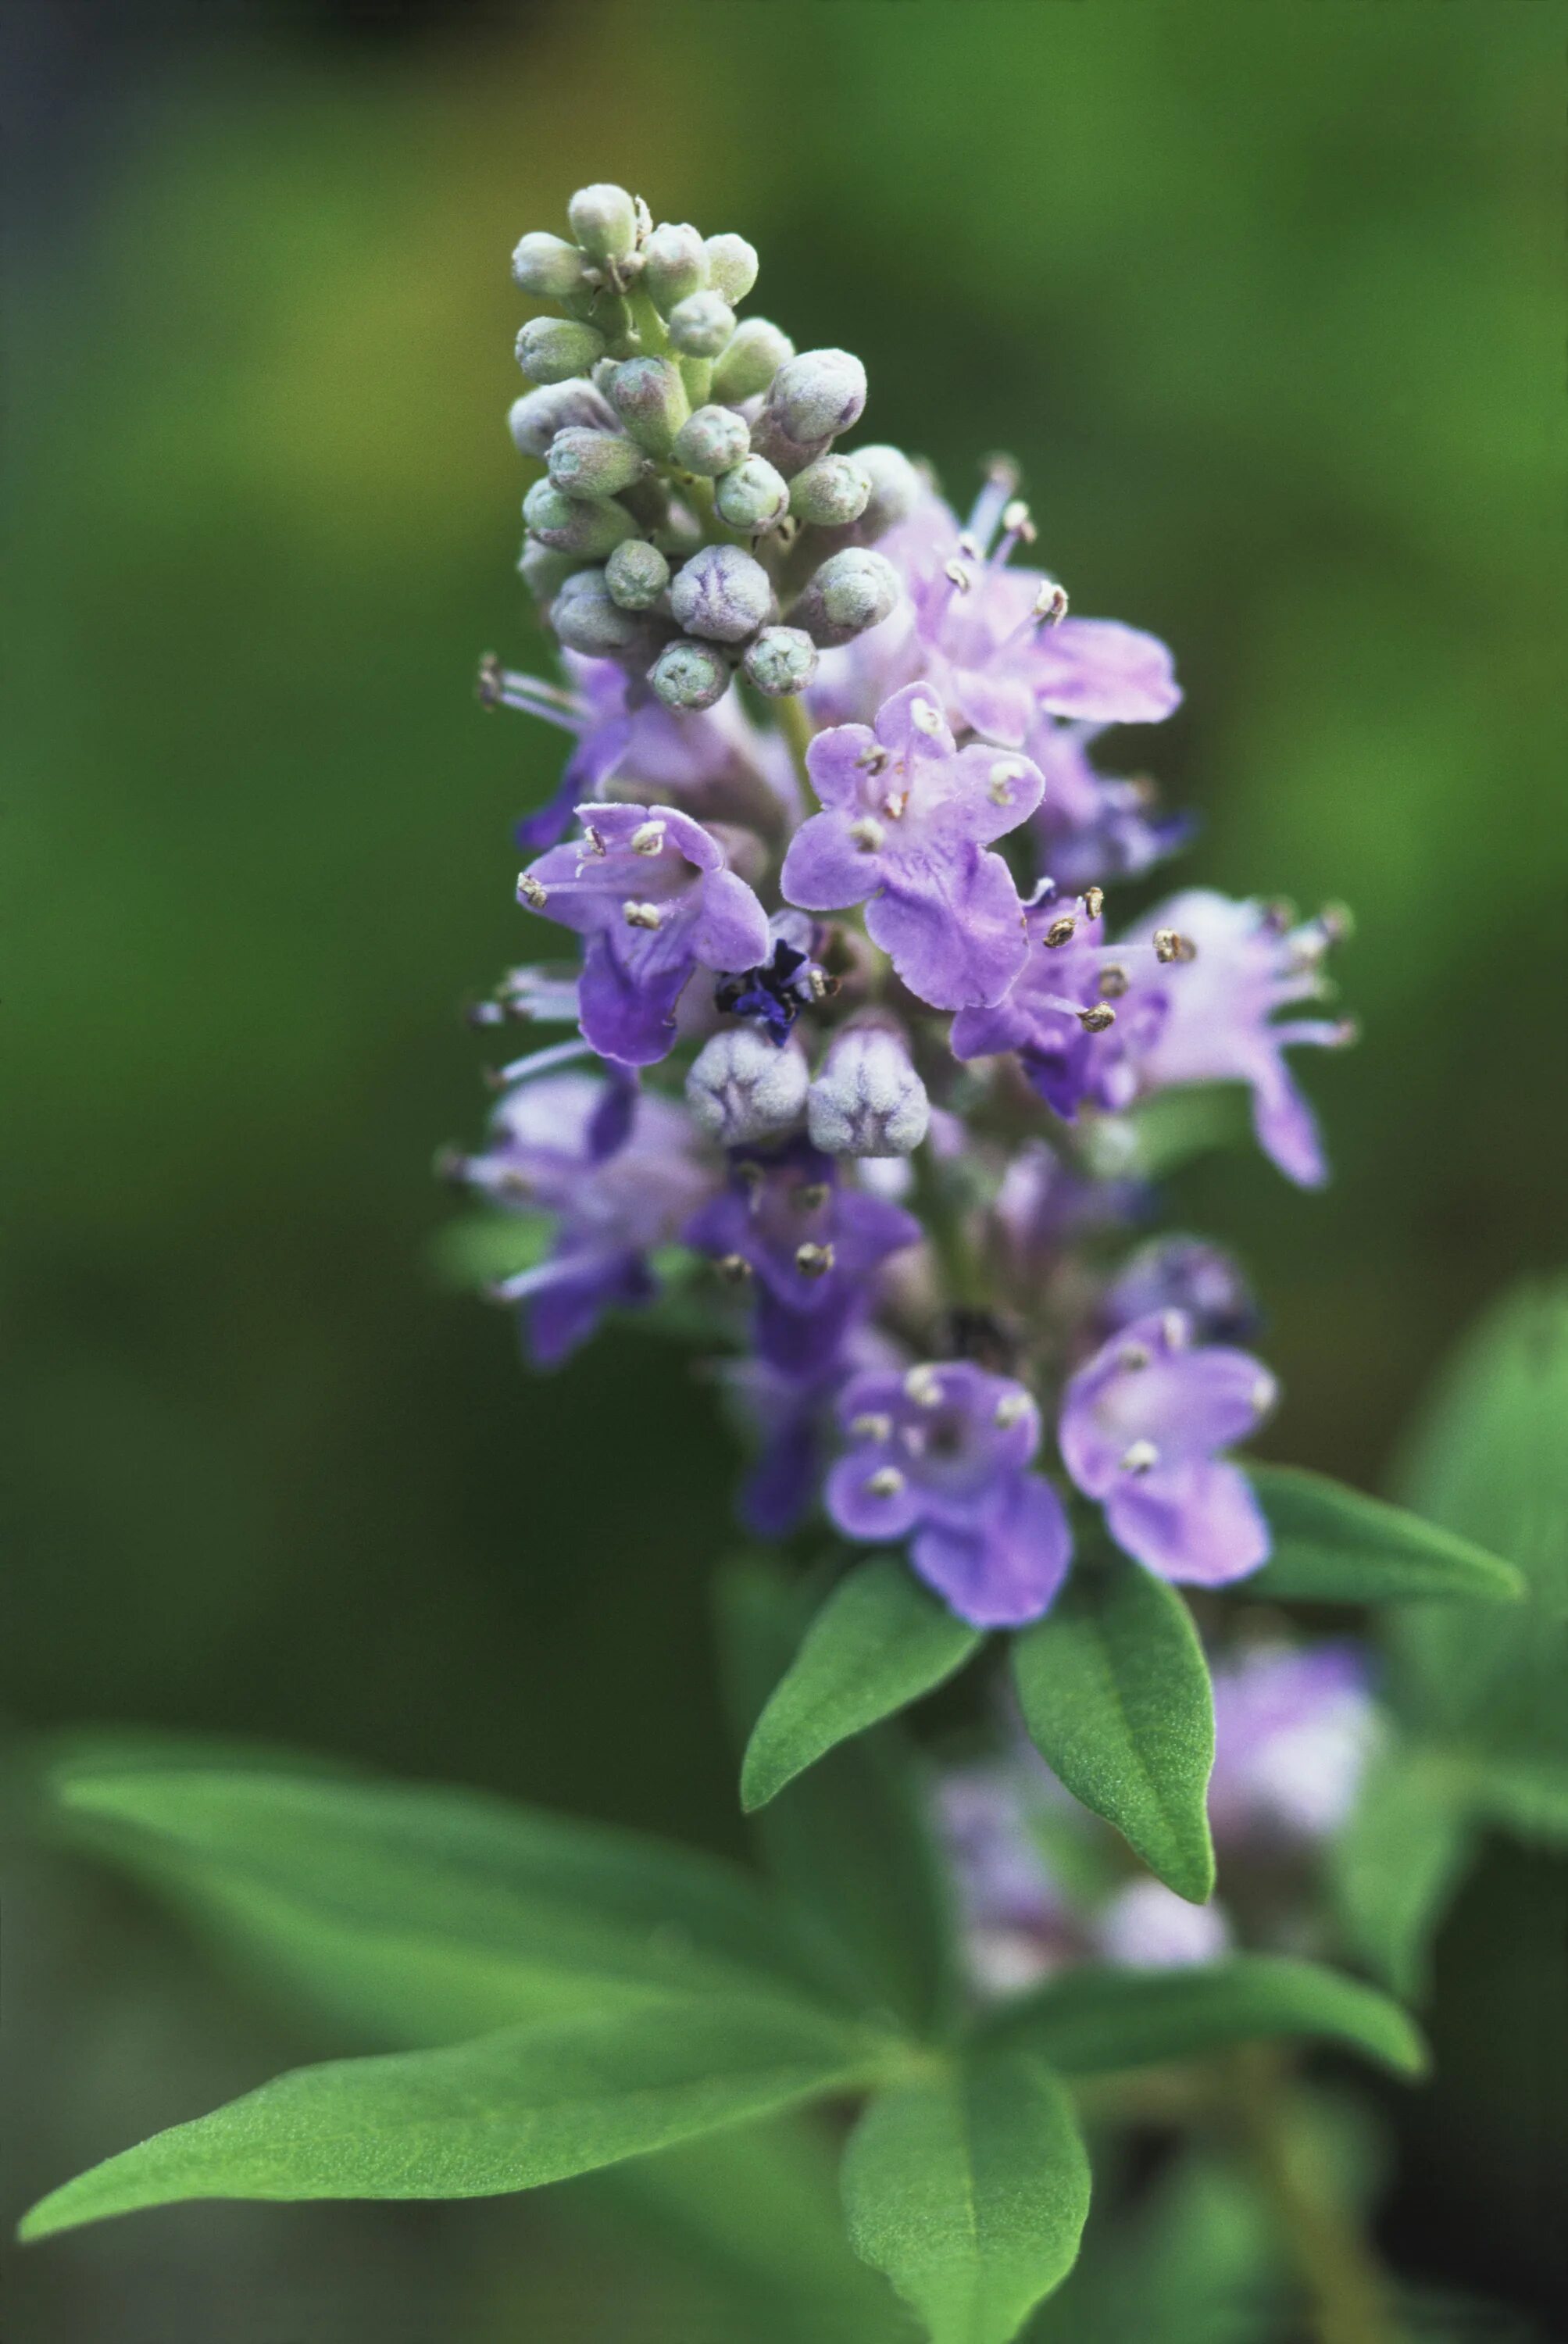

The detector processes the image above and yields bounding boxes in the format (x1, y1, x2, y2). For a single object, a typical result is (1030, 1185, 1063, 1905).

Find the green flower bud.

(711, 317, 794, 403)
(566, 184, 639, 270)
(789, 454, 871, 527)
(551, 567, 645, 657)
(852, 444, 923, 534)
(667, 291, 736, 359)
(604, 538, 670, 611)
(743, 626, 818, 697)
(508, 381, 618, 456)
(606, 356, 690, 458)
(510, 231, 589, 302)
(704, 233, 759, 304)
(769, 348, 867, 445)
(715, 454, 791, 534)
(641, 222, 707, 313)
(518, 538, 588, 602)
(516, 316, 605, 384)
(545, 427, 648, 500)
(670, 544, 773, 642)
(522, 479, 637, 559)
(649, 638, 730, 711)
(670, 404, 751, 477)
(747, 407, 827, 481)
(793, 547, 900, 646)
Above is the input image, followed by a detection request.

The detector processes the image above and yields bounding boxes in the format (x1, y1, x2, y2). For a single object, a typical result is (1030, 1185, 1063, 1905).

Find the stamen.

(1118, 1342, 1152, 1370)
(864, 1466, 906, 1499)
(988, 760, 1021, 806)
(910, 699, 944, 737)
(1042, 916, 1077, 949)
(1252, 1373, 1277, 1413)
(1098, 965, 1130, 999)
(622, 900, 663, 929)
(848, 816, 886, 852)
(630, 820, 666, 855)
(904, 1364, 943, 1407)
(1161, 1310, 1189, 1351)
(993, 1392, 1032, 1428)
(1084, 886, 1104, 921)
(881, 790, 909, 820)
(942, 559, 973, 595)
(716, 1252, 752, 1285)
(855, 745, 891, 774)
(795, 1241, 835, 1277)
(999, 498, 1036, 545)
(1032, 581, 1069, 625)
(795, 1181, 831, 1211)
(966, 459, 1020, 556)
(1120, 1439, 1159, 1474)
(1152, 929, 1196, 964)
(851, 1412, 895, 1442)
(492, 1036, 596, 1088)
(519, 874, 549, 909)
(1077, 1002, 1116, 1033)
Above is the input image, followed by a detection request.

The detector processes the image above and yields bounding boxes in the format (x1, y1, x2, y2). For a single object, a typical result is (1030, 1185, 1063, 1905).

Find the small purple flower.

(1059, 1309, 1276, 1585)
(712, 909, 830, 1045)
(685, 1143, 921, 1374)
(1028, 720, 1193, 889)
(780, 683, 1044, 1011)
(1094, 1878, 1233, 1971)
(1209, 1642, 1376, 1845)
(519, 803, 770, 1066)
(826, 1360, 1073, 1627)
(455, 1069, 713, 1366)
(951, 888, 1170, 1118)
(1102, 1237, 1258, 1345)
(936, 1765, 1078, 1995)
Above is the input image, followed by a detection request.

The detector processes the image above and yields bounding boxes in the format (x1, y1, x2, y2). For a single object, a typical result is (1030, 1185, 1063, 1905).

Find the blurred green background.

(4, 2, 1564, 2336)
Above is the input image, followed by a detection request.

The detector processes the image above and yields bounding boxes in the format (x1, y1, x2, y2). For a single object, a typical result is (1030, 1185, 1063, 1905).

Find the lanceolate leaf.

(42, 1753, 820, 2048)
(741, 1560, 983, 1812)
(1239, 1465, 1523, 1605)
(842, 2048, 1091, 2344)
(20, 1991, 893, 2243)
(983, 1954, 1427, 2080)
(1011, 1559, 1215, 1904)
(1331, 1740, 1475, 1998)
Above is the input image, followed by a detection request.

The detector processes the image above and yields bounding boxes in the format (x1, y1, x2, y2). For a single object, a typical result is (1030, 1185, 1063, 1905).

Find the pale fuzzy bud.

(669, 544, 773, 642)
(518, 539, 588, 602)
(604, 538, 670, 611)
(793, 547, 901, 646)
(688, 1027, 809, 1147)
(606, 356, 690, 457)
(641, 221, 707, 313)
(744, 626, 818, 697)
(508, 380, 617, 456)
(715, 454, 791, 534)
(789, 453, 871, 527)
(712, 317, 795, 402)
(510, 231, 590, 302)
(648, 638, 730, 710)
(850, 444, 922, 534)
(668, 291, 736, 359)
(516, 316, 606, 384)
(671, 404, 752, 477)
(545, 427, 647, 500)
(807, 1024, 930, 1157)
(566, 184, 639, 269)
(549, 567, 646, 656)
(703, 233, 759, 303)
(747, 407, 829, 482)
(768, 348, 867, 444)
(522, 478, 637, 558)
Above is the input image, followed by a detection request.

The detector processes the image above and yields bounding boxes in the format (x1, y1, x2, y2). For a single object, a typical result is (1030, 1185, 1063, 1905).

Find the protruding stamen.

(848, 816, 886, 852)
(993, 1392, 1032, 1429)
(999, 498, 1037, 545)
(1152, 928, 1196, 964)
(622, 900, 663, 929)
(1032, 581, 1069, 625)
(1161, 1310, 1189, 1351)
(519, 874, 549, 909)
(1098, 964, 1130, 999)
(864, 1466, 906, 1499)
(988, 760, 1020, 806)
(630, 820, 666, 855)
(910, 699, 944, 737)
(476, 653, 503, 707)
(717, 1252, 752, 1285)
(1078, 1002, 1116, 1033)
(851, 1411, 895, 1442)
(1043, 915, 1077, 949)
(1252, 1373, 1278, 1413)
(1120, 1439, 1159, 1474)
(795, 1241, 834, 1277)
(881, 790, 909, 820)
(492, 1036, 596, 1088)
(795, 1181, 830, 1211)
(904, 1364, 943, 1408)
(855, 745, 891, 775)
(942, 559, 973, 594)
(1084, 886, 1105, 921)
(1118, 1342, 1152, 1371)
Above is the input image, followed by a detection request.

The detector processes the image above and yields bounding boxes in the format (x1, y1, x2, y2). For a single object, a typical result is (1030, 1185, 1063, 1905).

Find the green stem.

(1222, 2047, 1397, 2344)
(911, 1142, 988, 1317)
(773, 688, 815, 793)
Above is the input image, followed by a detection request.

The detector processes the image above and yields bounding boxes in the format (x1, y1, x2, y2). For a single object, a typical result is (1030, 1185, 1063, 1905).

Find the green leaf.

(984, 1954, 1427, 2080)
(1466, 1751, 1568, 1844)
(841, 2047, 1090, 2344)
(20, 1990, 892, 2242)
(1331, 1740, 1476, 1996)
(1239, 1464, 1523, 1604)
(41, 1751, 823, 2048)
(716, 1556, 959, 2038)
(1010, 1557, 1215, 1904)
(741, 1559, 983, 1812)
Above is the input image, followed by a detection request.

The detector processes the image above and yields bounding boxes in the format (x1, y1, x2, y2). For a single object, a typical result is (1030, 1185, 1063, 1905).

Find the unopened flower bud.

(667, 291, 735, 358)
(549, 567, 645, 656)
(545, 427, 647, 500)
(510, 231, 590, 302)
(606, 356, 690, 457)
(768, 348, 867, 444)
(522, 478, 637, 558)
(508, 380, 618, 456)
(518, 539, 587, 602)
(715, 454, 790, 534)
(566, 183, 639, 270)
(687, 1027, 809, 1146)
(852, 444, 923, 534)
(516, 316, 605, 384)
(789, 454, 871, 527)
(807, 1025, 930, 1157)
(744, 626, 818, 697)
(641, 221, 707, 313)
(703, 233, 759, 303)
(712, 317, 795, 402)
(669, 544, 773, 642)
(793, 548, 901, 646)
(604, 538, 670, 611)
(671, 404, 751, 477)
(648, 638, 730, 710)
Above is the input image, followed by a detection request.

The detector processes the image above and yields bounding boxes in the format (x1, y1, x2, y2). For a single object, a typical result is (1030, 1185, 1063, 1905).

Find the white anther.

(910, 699, 943, 736)
(882, 789, 909, 820)
(994, 1392, 1032, 1429)
(1118, 1342, 1152, 1371)
(851, 1412, 895, 1442)
(855, 745, 891, 774)
(1001, 498, 1034, 540)
(943, 559, 973, 593)
(1161, 1310, 1188, 1352)
(583, 824, 608, 856)
(519, 874, 549, 908)
(1120, 1439, 1160, 1474)
(622, 900, 663, 929)
(848, 816, 886, 852)
(988, 760, 1020, 806)
(795, 1241, 835, 1277)
(716, 1252, 752, 1285)
(904, 1364, 943, 1408)
(1032, 581, 1069, 624)
(956, 531, 981, 559)
(1252, 1374, 1278, 1413)
(864, 1466, 906, 1499)
(630, 820, 666, 855)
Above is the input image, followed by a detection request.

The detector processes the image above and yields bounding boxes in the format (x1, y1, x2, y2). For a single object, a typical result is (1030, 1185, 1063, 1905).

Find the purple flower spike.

(826, 1360, 1073, 1627)
(519, 802, 770, 1066)
(951, 889, 1170, 1118)
(781, 682, 1044, 1010)
(1059, 1309, 1276, 1585)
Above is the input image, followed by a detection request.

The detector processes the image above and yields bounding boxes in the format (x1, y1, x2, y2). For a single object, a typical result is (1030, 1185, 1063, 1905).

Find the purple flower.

(936, 1765, 1078, 1995)
(712, 909, 830, 1045)
(455, 1069, 713, 1367)
(519, 803, 770, 1066)
(826, 1360, 1073, 1627)
(1102, 1237, 1258, 1345)
(685, 1143, 921, 1374)
(951, 888, 1170, 1118)
(1094, 1878, 1233, 1971)
(1059, 1309, 1276, 1585)
(780, 683, 1044, 1011)
(1027, 720, 1193, 889)
(1209, 1642, 1376, 1845)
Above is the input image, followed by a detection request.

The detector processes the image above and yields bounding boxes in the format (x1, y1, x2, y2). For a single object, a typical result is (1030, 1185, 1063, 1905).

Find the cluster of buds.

(510, 182, 919, 709)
